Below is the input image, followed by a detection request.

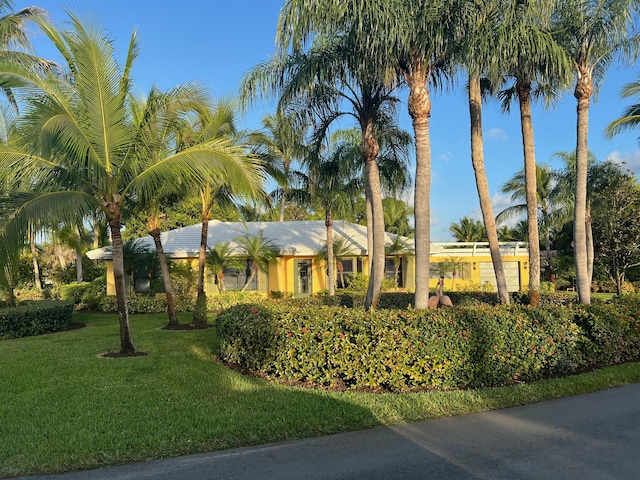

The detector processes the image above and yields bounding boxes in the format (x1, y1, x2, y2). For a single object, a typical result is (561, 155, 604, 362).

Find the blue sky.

(28, 1, 640, 241)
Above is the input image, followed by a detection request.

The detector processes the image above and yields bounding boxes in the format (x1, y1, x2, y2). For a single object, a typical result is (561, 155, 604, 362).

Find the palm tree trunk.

(108, 211, 136, 355)
(241, 263, 257, 292)
(150, 228, 178, 326)
(193, 215, 209, 328)
(574, 70, 592, 304)
(29, 227, 42, 290)
(75, 225, 83, 283)
(517, 80, 541, 306)
(56, 243, 68, 270)
(586, 208, 594, 285)
(469, 74, 510, 304)
(326, 209, 335, 296)
(362, 118, 384, 310)
(279, 191, 287, 222)
(365, 186, 373, 271)
(406, 63, 432, 309)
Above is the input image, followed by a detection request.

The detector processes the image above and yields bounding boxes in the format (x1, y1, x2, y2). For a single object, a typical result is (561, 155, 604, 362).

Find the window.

(223, 260, 259, 291)
(385, 257, 403, 287)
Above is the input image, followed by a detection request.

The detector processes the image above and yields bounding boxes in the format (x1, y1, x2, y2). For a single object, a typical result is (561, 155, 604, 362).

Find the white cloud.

(438, 150, 454, 162)
(486, 128, 508, 141)
(467, 193, 523, 228)
(606, 149, 640, 175)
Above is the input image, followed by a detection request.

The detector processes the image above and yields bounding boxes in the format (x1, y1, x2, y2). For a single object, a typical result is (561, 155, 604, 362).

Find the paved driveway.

(16, 382, 640, 480)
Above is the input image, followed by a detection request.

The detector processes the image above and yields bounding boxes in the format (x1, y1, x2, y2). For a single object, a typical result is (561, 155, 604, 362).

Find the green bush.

(59, 278, 106, 310)
(100, 294, 169, 314)
(0, 301, 74, 340)
(207, 291, 265, 311)
(216, 303, 589, 391)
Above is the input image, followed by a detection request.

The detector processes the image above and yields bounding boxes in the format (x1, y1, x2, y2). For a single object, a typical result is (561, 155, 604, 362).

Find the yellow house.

(87, 220, 529, 297)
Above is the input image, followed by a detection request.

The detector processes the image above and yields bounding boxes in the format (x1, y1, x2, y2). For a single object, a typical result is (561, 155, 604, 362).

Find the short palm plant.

(206, 242, 242, 293)
(234, 231, 280, 292)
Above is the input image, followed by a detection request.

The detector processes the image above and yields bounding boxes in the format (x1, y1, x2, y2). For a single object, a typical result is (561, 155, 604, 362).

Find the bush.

(207, 291, 265, 311)
(216, 303, 590, 392)
(0, 301, 74, 340)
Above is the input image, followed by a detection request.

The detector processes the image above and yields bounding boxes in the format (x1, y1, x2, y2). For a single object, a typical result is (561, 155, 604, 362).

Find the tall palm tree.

(496, 2, 571, 305)
(276, 0, 459, 308)
(247, 111, 309, 221)
(0, 13, 264, 354)
(241, 31, 400, 310)
(234, 231, 280, 292)
(555, 0, 640, 304)
(307, 131, 362, 296)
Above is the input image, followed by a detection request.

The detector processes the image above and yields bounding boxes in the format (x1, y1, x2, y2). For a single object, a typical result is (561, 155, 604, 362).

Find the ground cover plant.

(1, 310, 640, 478)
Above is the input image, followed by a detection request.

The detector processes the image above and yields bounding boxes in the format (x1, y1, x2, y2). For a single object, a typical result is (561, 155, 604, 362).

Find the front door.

(294, 260, 312, 298)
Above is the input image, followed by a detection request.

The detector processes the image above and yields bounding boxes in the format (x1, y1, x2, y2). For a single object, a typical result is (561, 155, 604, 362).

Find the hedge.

(0, 301, 74, 340)
(216, 299, 640, 392)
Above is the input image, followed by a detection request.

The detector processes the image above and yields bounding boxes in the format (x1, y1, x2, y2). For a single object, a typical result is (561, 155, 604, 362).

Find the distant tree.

(318, 235, 357, 290)
(591, 161, 640, 295)
(449, 217, 487, 242)
(385, 234, 412, 290)
(206, 242, 242, 293)
(382, 197, 413, 237)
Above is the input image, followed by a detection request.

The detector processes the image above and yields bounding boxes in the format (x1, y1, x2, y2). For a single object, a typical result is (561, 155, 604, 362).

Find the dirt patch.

(161, 323, 213, 331)
(100, 350, 148, 358)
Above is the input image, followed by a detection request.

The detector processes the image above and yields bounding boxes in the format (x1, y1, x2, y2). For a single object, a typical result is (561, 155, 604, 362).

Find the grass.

(1, 312, 639, 478)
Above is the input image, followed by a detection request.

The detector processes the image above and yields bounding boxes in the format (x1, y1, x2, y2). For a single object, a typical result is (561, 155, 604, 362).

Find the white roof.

(86, 220, 415, 260)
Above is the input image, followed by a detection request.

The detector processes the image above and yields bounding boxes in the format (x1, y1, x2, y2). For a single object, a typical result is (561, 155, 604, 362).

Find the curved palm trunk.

(241, 261, 258, 292)
(517, 80, 541, 306)
(150, 228, 178, 326)
(574, 69, 592, 304)
(107, 205, 136, 354)
(406, 63, 432, 309)
(586, 207, 594, 285)
(29, 227, 42, 290)
(362, 119, 384, 310)
(394, 258, 401, 291)
(193, 215, 209, 328)
(469, 74, 510, 304)
(326, 209, 335, 296)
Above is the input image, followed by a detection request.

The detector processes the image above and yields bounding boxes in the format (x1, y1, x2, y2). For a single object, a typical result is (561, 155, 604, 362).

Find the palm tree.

(385, 234, 412, 291)
(0, 13, 264, 354)
(242, 30, 400, 310)
(495, 3, 571, 305)
(234, 231, 280, 292)
(605, 78, 640, 139)
(555, 0, 640, 304)
(382, 197, 413, 237)
(206, 241, 242, 293)
(449, 217, 487, 242)
(318, 235, 357, 290)
(276, 0, 460, 308)
(307, 131, 362, 296)
(247, 111, 309, 221)
(497, 163, 558, 287)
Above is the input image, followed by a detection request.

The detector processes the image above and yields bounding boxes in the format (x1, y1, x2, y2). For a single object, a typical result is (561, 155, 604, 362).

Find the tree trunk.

(586, 208, 594, 286)
(75, 225, 83, 283)
(326, 209, 335, 296)
(193, 215, 209, 328)
(468, 74, 510, 304)
(241, 262, 258, 292)
(107, 202, 136, 354)
(29, 227, 42, 290)
(517, 79, 541, 306)
(279, 191, 286, 222)
(362, 118, 384, 310)
(56, 243, 68, 270)
(150, 228, 178, 326)
(574, 68, 592, 304)
(406, 62, 432, 309)
(365, 186, 373, 271)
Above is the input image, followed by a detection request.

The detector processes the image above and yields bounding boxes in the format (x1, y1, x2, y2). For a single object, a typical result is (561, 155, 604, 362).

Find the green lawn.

(2, 312, 639, 478)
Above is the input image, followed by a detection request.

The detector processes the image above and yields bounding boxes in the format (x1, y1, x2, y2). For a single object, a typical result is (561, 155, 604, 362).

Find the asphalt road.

(16, 382, 640, 480)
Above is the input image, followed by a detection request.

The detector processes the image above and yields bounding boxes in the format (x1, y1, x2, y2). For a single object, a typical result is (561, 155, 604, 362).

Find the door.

(294, 259, 312, 298)
(479, 261, 521, 292)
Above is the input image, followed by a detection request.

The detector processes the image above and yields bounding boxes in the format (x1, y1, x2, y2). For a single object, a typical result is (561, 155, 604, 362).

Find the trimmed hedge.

(0, 301, 74, 340)
(216, 299, 640, 392)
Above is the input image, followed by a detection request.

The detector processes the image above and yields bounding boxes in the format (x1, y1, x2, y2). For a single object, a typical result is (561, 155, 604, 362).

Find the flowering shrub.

(216, 302, 598, 392)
